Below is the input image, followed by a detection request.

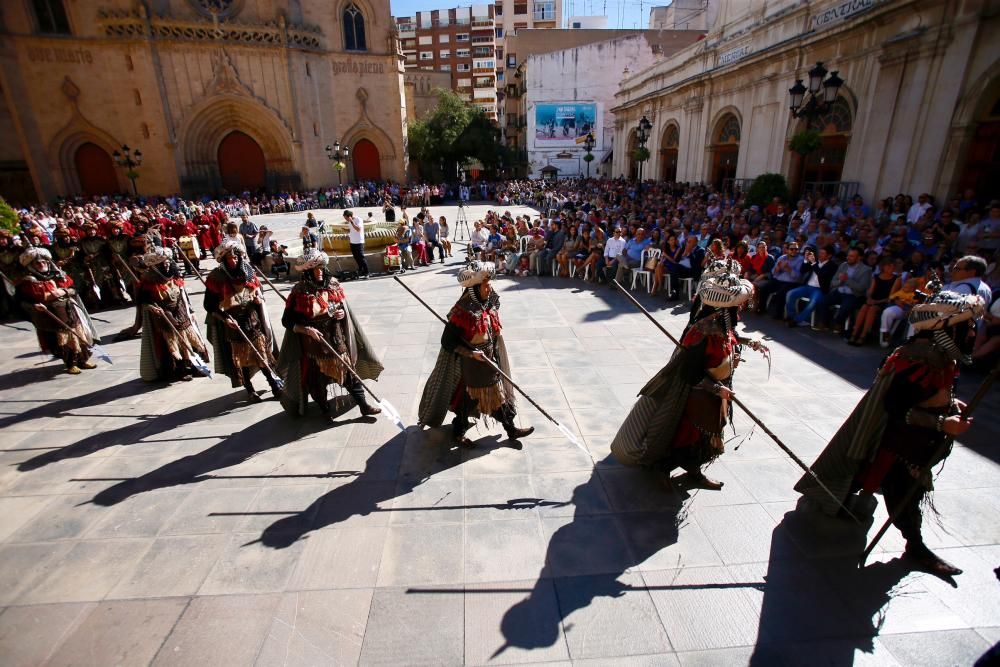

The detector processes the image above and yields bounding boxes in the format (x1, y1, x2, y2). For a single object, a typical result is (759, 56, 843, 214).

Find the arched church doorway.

(75, 143, 117, 196)
(218, 131, 266, 193)
(353, 139, 381, 181)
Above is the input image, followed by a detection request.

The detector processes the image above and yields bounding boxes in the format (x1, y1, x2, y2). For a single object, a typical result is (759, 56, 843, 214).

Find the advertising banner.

(534, 102, 599, 148)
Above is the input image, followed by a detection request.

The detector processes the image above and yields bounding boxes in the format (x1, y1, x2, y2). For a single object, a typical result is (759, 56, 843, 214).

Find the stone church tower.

(0, 0, 409, 202)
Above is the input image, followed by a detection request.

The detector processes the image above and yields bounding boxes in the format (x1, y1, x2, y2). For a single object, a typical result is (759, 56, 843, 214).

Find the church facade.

(0, 0, 409, 203)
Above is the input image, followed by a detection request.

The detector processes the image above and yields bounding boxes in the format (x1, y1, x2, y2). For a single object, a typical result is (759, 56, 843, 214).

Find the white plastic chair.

(680, 277, 694, 300)
(632, 248, 661, 292)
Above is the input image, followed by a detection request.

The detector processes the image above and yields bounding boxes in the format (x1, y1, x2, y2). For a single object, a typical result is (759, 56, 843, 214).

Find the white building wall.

(525, 34, 663, 179)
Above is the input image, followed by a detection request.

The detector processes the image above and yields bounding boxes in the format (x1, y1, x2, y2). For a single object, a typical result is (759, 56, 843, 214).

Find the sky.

(388, 0, 652, 30)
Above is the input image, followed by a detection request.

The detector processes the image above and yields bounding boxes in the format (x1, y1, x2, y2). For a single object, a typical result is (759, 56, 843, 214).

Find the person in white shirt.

(469, 221, 488, 258)
(345, 209, 369, 279)
(907, 193, 932, 225)
(603, 227, 628, 282)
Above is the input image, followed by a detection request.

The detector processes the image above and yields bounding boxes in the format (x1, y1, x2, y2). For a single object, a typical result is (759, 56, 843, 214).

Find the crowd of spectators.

(453, 178, 999, 367)
(3, 176, 999, 367)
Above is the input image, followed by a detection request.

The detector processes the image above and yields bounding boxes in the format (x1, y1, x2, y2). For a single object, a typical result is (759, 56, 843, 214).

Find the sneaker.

(879, 333, 891, 348)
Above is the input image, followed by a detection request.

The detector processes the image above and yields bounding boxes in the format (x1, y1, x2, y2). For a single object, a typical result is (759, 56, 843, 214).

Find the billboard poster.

(533, 102, 599, 148)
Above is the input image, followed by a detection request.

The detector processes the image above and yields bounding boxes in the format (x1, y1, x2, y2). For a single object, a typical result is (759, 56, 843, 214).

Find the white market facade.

(611, 0, 1000, 204)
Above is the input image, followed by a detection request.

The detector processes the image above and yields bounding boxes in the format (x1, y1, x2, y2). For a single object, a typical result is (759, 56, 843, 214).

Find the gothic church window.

(31, 0, 71, 34)
(344, 4, 367, 52)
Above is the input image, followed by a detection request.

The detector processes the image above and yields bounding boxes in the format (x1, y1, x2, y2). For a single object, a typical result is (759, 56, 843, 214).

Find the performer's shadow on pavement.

(2, 377, 159, 432)
(492, 457, 692, 657)
(87, 405, 370, 506)
(254, 427, 531, 550)
(749, 508, 912, 666)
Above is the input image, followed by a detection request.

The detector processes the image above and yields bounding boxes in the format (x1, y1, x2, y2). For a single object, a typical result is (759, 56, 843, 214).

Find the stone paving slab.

(0, 204, 997, 665)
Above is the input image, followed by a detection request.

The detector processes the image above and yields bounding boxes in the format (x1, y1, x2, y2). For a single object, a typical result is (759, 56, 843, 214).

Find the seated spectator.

(972, 293, 1000, 367)
(300, 225, 318, 252)
(394, 219, 415, 271)
(745, 240, 775, 287)
(538, 221, 565, 277)
(665, 235, 704, 300)
(879, 266, 931, 348)
(652, 234, 682, 296)
(579, 226, 606, 282)
(469, 220, 488, 260)
(756, 241, 804, 317)
(555, 225, 582, 278)
(946, 254, 992, 304)
(815, 248, 872, 333)
(266, 240, 290, 280)
(848, 256, 897, 346)
(613, 227, 651, 286)
(785, 245, 838, 327)
(602, 227, 628, 283)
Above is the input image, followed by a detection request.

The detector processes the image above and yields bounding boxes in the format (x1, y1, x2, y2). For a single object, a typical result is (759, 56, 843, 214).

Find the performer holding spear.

(609, 261, 772, 491)
(400, 262, 574, 450)
(11, 247, 107, 373)
(796, 288, 987, 577)
(266, 249, 391, 425)
(203, 239, 283, 403)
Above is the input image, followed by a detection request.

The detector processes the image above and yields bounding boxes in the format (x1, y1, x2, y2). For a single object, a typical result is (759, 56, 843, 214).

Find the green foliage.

(0, 197, 19, 235)
(583, 153, 595, 163)
(789, 129, 822, 156)
(746, 173, 790, 209)
(632, 146, 651, 163)
(407, 89, 509, 179)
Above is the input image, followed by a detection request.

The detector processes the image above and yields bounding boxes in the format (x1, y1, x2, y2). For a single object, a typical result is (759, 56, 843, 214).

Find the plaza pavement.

(0, 204, 997, 666)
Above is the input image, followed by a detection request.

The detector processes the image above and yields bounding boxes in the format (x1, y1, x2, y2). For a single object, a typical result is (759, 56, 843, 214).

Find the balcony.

(472, 18, 494, 28)
(473, 66, 494, 74)
(473, 88, 495, 100)
(472, 47, 492, 57)
(474, 78, 494, 87)
(471, 35, 494, 44)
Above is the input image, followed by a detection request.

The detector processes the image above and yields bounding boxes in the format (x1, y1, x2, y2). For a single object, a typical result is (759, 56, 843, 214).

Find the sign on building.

(533, 102, 600, 149)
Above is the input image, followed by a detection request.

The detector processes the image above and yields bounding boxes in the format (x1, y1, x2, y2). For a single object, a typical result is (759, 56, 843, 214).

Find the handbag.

(644, 256, 659, 271)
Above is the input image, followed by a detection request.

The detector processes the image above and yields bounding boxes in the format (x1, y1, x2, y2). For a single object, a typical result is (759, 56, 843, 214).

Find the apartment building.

(395, 2, 564, 122)
(396, 6, 499, 118)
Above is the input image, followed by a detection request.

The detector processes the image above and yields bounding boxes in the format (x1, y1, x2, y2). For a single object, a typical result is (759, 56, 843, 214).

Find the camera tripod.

(454, 201, 473, 242)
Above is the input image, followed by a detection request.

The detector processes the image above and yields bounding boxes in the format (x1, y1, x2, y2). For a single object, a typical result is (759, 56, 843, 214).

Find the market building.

(612, 0, 1000, 203)
(0, 0, 410, 203)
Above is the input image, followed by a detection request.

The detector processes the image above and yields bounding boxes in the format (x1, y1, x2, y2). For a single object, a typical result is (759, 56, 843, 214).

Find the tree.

(789, 129, 822, 157)
(407, 90, 509, 179)
(746, 173, 790, 209)
(0, 197, 19, 235)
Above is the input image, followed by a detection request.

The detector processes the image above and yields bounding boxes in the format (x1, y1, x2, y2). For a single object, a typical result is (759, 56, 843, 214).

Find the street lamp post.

(112, 144, 143, 196)
(325, 141, 350, 189)
(788, 62, 846, 196)
(583, 132, 595, 178)
(788, 61, 845, 120)
(635, 115, 652, 183)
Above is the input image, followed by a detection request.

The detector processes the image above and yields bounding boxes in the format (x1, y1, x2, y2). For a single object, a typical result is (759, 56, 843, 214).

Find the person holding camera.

(784, 245, 838, 327)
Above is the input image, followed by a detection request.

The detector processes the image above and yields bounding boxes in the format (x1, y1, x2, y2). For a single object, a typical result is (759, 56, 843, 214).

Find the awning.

(600, 150, 613, 164)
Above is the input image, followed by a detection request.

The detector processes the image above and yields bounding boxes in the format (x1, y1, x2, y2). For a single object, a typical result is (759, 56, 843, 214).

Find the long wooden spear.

(611, 279, 861, 524)
(860, 360, 998, 564)
(254, 266, 403, 429)
(393, 275, 588, 456)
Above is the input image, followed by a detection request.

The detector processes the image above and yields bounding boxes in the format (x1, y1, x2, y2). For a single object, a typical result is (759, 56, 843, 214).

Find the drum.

(177, 236, 200, 259)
